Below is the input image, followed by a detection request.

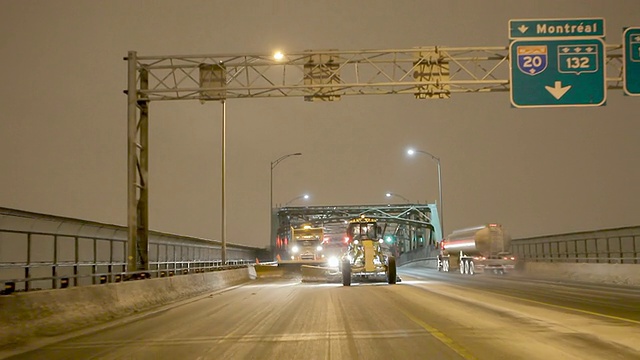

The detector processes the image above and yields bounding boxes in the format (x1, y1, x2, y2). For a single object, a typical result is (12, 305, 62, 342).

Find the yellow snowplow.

(339, 216, 397, 286)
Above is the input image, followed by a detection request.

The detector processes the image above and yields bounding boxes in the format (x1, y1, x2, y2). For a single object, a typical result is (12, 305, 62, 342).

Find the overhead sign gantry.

(125, 21, 631, 273)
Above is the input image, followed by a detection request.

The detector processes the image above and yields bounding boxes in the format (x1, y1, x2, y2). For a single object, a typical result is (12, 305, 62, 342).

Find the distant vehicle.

(288, 225, 325, 262)
(340, 216, 397, 286)
(437, 224, 516, 275)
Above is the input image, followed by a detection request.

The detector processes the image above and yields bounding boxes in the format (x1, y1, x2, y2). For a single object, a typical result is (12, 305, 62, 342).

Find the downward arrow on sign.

(545, 81, 572, 100)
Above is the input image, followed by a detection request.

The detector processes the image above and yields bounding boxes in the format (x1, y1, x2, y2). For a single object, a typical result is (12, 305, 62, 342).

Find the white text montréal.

(536, 23, 598, 35)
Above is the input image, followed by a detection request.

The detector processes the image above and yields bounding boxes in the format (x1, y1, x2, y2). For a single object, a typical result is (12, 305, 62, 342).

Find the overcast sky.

(1, 1, 639, 248)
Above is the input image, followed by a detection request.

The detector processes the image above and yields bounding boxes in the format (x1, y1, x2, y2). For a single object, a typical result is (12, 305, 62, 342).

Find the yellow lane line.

(396, 307, 477, 360)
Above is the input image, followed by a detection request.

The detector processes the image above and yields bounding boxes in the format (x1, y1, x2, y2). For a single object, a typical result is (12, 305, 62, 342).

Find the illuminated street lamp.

(284, 194, 310, 206)
(273, 51, 284, 61)
(407, 148, 443, 236)
(385, 192, 411, 203)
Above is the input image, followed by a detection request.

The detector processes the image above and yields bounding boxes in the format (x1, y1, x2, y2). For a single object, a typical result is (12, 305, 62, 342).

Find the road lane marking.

(487, 291, 640, 325)
(395, 307, 477, 360)
(402, 272, 640, 326)
(43, 329, 430, 349)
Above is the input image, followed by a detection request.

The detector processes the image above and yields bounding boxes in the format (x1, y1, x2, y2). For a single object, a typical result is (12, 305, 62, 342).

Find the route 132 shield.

(517, 45, 548, 76)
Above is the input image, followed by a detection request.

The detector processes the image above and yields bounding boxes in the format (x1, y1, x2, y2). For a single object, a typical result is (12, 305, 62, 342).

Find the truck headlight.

(292, 246, 299, 253)
(316, 245, 323, 252)
(328, 257, 339, 268)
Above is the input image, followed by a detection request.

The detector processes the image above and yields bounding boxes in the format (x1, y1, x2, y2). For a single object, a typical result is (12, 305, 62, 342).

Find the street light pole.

(270, 152, 303, 209)
(385, 192, 411, 203)
(270, 152, 302, 247)
(284, 194, 310, 206)
(221, 100, 227, 265)
(408, 149, 443, 238)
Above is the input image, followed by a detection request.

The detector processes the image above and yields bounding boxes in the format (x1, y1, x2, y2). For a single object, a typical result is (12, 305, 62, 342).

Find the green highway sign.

(509, 38, 606, 108)
(509, 18, 605, 39)
(623, 27, 640, 96)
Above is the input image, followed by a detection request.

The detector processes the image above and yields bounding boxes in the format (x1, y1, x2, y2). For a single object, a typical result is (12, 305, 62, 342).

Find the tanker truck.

(437, 224, 516, 275)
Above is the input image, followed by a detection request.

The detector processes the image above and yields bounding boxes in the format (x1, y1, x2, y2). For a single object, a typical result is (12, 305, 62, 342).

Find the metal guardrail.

(0, 228, 257, 293)
(511, 226, 640, 265)
(396, 226, 640, 267)
(3, 206, 638, 293)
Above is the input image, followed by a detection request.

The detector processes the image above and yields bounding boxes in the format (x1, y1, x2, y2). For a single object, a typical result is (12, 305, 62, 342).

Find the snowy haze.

(1, 1, 639, 248)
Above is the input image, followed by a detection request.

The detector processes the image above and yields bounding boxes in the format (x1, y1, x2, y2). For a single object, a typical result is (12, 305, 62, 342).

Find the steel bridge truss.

(126, 44, 624, 271)
(276, 204, 436, 253)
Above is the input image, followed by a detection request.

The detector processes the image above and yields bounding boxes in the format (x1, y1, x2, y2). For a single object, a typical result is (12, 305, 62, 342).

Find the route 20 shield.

(517, 45, 548, 76)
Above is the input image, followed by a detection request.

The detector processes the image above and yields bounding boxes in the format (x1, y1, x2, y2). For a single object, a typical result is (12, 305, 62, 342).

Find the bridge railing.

(0, 228, 258, 293)
(511, 226, 640, 264)
(397, 226, 640, 267)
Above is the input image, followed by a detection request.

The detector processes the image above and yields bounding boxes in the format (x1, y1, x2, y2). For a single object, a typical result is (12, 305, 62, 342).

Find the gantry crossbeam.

(129, 46, 622, 101)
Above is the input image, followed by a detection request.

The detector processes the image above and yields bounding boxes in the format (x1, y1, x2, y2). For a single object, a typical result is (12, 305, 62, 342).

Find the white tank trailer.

(437, 224, 516, 275)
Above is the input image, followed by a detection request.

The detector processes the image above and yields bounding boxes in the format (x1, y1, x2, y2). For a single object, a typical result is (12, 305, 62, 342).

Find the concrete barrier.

(522, 262, 640, 286)
(400, 259, 640, 287)
(0, 267, 252, 348)
(401, 259, 438, 269)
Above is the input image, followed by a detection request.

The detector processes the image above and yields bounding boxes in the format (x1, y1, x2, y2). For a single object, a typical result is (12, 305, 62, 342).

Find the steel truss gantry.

(125, 44, 624, 272)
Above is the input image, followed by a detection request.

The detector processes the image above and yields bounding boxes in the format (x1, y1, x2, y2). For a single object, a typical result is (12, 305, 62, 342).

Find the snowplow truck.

(437, 224, 516, 275)
(340, 216, 397, 286)
(289, 225, 325, 262)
